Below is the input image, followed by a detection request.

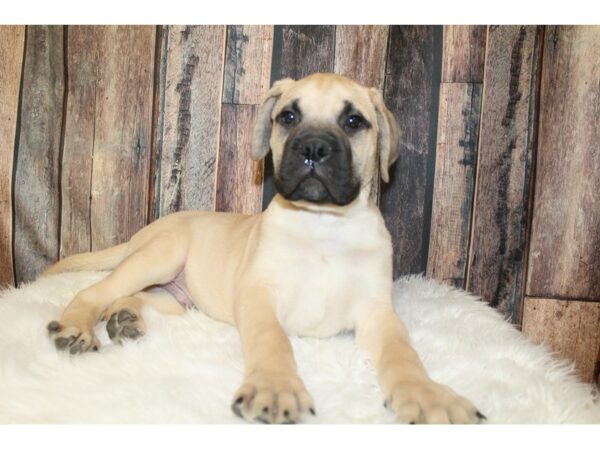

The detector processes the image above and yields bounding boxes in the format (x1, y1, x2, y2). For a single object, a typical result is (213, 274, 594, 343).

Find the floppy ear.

(251, 78, 295, 161)
(368, 88, 401, 183)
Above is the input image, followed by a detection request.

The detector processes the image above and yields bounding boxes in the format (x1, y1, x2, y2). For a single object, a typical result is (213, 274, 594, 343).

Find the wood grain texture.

(467, 26, 541, 319)
(334, 25, 389, 88)
(275, 26, 336, 80)
(61, 26, 155, 255)
(442, 25, 487, 83)
(379, 26, 443, 278)
(223, 25, 273, 105)
(0, 26, 25, 286)
(526, 26, 600, 301)
(215, 104, 263, 214)
(427, 83, 482, 288)
(522, 296, 600, 383)
(14, 26, 65, 283)
(157, 25, 226, 216)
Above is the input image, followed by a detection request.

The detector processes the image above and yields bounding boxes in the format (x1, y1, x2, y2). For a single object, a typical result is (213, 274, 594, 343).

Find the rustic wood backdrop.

(0, 25, 598, 384)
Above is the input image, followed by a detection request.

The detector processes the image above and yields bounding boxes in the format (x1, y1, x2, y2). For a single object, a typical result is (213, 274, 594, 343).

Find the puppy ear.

(368, 88, 401, 183)
(251, 78, 295, 161)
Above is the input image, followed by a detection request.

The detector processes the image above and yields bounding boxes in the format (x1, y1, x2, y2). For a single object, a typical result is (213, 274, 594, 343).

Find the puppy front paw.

(385, 379, 485, 424)
(231, 372, 315, 424)
(47, 321, 100, 355)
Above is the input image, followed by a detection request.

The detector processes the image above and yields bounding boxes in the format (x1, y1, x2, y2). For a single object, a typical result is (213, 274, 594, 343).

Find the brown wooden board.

(466, 26, 541, 320)
(215, 104, 263, 214)
(0, 26, 25, 286)
(60, 26, 155, 255)
(156, 26, 226, 216)
(526, 26, 600, 301)
(442, 25, 487, 83)
(427, 83, 482, 288)
(274, 26, 336, 81)
(522, 296, 600, 383)
(334, 25, 389, 89)
(14, 26, 64, 283)
(222, 25, 274, 105)
(379, 26, 443, 278)
(263, 26, 337, 209)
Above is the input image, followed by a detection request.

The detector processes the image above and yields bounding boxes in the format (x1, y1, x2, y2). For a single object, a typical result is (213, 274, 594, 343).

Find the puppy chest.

(271, 253, 370, 337)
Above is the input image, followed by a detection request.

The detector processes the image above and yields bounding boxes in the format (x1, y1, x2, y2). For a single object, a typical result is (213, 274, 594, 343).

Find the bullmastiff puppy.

(45, 73, 484, 424)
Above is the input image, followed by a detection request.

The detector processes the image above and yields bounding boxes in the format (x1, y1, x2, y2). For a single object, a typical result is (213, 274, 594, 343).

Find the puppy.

(45, 73, 483, 424)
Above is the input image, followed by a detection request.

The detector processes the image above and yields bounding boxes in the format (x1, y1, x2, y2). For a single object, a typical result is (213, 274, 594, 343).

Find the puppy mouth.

(275, 168, 335, 204)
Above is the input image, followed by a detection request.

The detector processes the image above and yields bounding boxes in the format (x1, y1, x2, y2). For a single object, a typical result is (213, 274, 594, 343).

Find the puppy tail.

(42, 243, 129, 276)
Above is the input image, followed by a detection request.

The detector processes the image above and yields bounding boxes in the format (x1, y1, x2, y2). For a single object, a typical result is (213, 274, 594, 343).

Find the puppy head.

(252, 73, 401, 206)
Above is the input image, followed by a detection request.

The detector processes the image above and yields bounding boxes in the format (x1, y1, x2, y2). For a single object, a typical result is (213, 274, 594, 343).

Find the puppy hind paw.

(47, 321, 100, 354)
(106, 308, 145, 344)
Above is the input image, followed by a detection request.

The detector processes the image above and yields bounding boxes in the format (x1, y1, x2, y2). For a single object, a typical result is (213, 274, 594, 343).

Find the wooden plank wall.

(427, 25, 485, 288)
(0, 26, 25, 287)
(0, 25, 599, 383)
(522, 26, 600, 383)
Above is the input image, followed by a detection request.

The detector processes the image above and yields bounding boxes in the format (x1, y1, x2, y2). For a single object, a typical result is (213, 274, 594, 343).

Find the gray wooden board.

(379, 26, 443, 278)
(156, 25, 226, 215)
(14, 26, 64, 282)
(467, 26, 540, 320)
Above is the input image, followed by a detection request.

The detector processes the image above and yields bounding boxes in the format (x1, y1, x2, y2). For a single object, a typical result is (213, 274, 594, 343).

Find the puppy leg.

(103, 290, 186, 344)
(231, 286, 315, 424)
(356, 306, 484, 424)
(48, 235, 187, 354)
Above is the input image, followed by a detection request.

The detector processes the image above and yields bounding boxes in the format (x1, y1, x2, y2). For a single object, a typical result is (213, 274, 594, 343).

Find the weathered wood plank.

(526, 26, 600, 301)
(215, 104, 263, 214)
(263, 26, 337, 209)
(60, 27, 95, 257)
(466, 26, 541, 319)
(218, 26, 273, 214)
(223, 25, 273, 105)
(442, 25, 487, 83)
(14, 26, 64, 283)
(0, 26, 25, 286)
(379, 26, 443, 278)
(61, 26, 155, 255)
(427, 83, 482, 288)
(334, 25, 389, 88)
(275, 25, 336, 80)
(157, 25, 226, 216)
(522, 296, 600, 383)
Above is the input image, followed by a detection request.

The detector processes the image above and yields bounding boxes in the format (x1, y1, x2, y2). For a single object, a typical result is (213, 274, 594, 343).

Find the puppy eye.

(278, 110, 297, 126)
(345, 115, 364, 130)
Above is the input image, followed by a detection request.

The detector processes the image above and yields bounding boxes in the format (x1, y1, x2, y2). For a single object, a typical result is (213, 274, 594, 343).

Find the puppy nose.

(300, 138, 331, 164)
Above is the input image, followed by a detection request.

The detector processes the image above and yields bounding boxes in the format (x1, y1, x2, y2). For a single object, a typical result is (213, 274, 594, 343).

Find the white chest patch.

(257, 204, 391, 338)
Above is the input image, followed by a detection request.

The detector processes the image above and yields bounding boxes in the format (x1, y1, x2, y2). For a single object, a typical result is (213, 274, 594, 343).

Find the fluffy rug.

(0, 271, 598, 424)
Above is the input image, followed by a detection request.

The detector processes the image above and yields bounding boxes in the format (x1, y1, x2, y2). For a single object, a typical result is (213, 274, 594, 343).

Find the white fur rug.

(0, 271, 598, 424)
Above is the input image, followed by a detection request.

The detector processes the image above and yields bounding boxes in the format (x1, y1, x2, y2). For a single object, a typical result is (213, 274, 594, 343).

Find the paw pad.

(106, 309, 144, 344)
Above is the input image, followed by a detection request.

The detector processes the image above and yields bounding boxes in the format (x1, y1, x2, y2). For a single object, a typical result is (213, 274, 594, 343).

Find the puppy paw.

(231, 372, 315, 424)
(106, 308, 145, 344)
(385, 379, 485, 424)
(47, 321, 100, 354)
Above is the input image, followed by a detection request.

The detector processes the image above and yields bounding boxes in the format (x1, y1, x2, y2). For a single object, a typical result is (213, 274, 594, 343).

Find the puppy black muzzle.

(275, 126, 360, 206)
